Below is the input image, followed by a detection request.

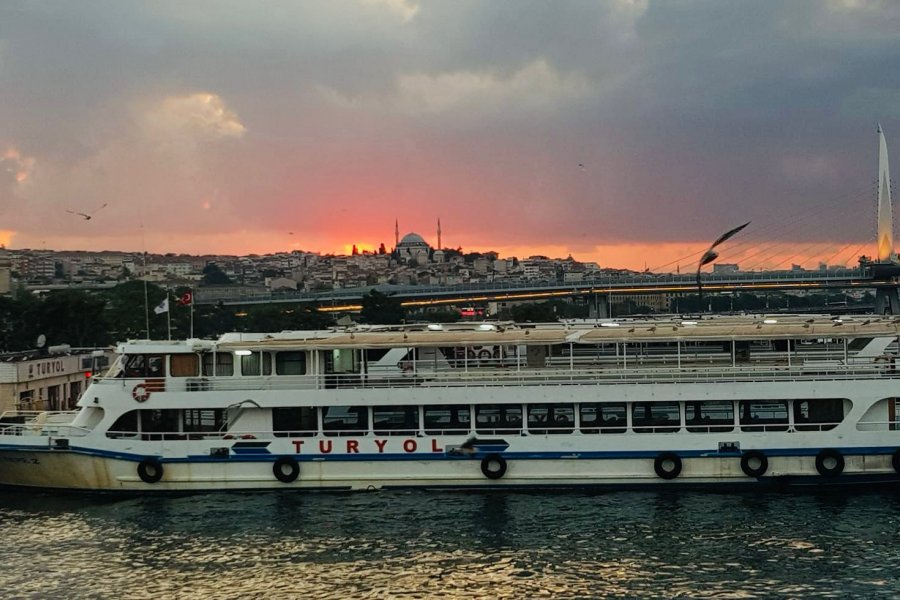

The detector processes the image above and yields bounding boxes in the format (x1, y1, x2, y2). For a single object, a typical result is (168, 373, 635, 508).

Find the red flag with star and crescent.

(176, 291, 193, 306)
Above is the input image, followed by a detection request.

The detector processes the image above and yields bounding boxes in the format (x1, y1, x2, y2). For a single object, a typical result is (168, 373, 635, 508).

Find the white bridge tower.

(873, 124, 900, 314)
(877, 124, 894, 262)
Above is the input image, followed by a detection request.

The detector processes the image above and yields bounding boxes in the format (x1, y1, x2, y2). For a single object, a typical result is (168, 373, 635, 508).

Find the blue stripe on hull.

(1, 443, 899, 464)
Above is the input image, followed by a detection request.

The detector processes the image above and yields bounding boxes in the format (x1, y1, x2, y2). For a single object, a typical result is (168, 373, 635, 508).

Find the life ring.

(892, 448, 900, 474)
(137, 458, 164, 484)
(132, 383, 150, 403)
(478, 349, 492, 360)
(273, 457, 300, 483)
(654, 452, 682, 480)
(240, 434, 257, 440)
(480, 454, 507, 480)
(740, 450, 769, 478)
(815, 448, 844, 478)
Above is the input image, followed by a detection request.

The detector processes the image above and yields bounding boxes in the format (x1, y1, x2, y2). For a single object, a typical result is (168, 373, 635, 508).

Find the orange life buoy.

(240, 434, 257, 439)
(132, 383, 151, 403)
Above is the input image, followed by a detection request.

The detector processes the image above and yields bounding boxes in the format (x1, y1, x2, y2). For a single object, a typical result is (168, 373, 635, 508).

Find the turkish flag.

(176, 291, 193, 306)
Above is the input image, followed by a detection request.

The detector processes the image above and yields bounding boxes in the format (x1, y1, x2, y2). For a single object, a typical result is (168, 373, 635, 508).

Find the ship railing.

(0, 410, 83, 437)
(0, 410, 78, 435)
(91, 363, 899, 394)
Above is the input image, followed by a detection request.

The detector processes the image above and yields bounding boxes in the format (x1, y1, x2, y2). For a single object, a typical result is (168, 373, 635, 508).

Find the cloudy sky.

(1, 0, 899, 271)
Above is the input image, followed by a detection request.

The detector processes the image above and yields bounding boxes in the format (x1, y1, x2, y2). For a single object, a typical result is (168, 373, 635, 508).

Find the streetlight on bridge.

(696, 221, 750, 312)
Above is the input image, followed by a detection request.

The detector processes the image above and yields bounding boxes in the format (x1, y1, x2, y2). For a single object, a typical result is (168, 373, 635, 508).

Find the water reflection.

(1, 489, 900, 598)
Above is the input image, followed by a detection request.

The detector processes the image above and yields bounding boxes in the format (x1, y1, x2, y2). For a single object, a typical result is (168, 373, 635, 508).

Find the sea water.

(1, 489, 899, 598)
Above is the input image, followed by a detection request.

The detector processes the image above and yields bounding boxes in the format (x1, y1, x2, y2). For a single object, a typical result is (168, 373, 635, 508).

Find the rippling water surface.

(1, 489, 900, 598)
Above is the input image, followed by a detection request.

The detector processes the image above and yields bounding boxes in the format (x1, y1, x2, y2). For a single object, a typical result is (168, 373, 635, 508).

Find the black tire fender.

(892, 448, 900, 474)
(740, 450, 769, 478)
(654, 452, 682, 480)
(815, 448, 844, 478)
(137, 458, 164, 484)
(273, 456, 300, 483)
(480, 454, 507, 480)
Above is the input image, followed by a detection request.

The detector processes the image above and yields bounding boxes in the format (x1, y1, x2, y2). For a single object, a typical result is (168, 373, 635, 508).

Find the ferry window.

(202, 353, 234, 377)
(685, 401, 734, 433)
(107, 410, 139, 438)
(273, 407, 317, 437)
(123, 354, 145, 377)
(241, 352, 272, 376)
(171, 354, 199, 377)
(632, 402, 681, 433)
(124, 354, 167, 378)
(580, 403, 626, 434)
(793, 399, 845, 431)
(475, 404, 522, 434)
(323, 406, 368, 436)
(527, 403, 574, 434)
(139, 409, 179, 439)
(739, 401, 788, 432)
(183, 409, 225, 433)
(424, 405, 471, 434)
(276, 352, 306, 375)
(373, 406, 419, 436)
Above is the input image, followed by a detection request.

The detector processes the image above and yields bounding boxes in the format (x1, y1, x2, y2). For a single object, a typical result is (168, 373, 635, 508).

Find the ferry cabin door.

(324, 348, 360, 388)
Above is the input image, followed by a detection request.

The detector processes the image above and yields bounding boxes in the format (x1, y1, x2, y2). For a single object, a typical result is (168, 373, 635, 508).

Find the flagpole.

(167, 291, 172, 341)
(189, 288, 194, 339)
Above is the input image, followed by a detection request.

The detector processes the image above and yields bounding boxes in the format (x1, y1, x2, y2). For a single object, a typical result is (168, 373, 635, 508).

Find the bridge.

(194, 267, 886, 314)
(195, 126, 899, 315)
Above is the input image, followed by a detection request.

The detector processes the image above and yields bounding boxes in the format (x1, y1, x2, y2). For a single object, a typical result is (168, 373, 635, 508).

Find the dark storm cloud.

(1, 0, 898, 255)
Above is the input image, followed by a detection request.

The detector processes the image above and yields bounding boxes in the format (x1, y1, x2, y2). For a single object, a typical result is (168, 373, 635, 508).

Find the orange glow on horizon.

(343, 243, 376, 255)
(7, 229, 868, 274)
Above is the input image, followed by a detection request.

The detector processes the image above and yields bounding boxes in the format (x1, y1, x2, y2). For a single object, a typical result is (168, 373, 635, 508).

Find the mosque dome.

(398, 233, 430, 249)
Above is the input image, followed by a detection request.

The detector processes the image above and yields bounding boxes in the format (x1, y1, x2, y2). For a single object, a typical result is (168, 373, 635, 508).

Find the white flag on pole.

(153, 298, 169, 314)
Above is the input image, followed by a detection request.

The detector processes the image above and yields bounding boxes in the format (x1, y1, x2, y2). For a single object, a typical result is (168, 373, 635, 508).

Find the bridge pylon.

(871, 124, 900, 313)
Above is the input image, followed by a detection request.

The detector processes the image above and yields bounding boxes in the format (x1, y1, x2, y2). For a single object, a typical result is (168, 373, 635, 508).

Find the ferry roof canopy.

(202, 316, 900, 351)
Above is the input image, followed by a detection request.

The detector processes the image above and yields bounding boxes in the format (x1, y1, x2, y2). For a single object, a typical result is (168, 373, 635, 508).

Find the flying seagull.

(66, 203, 107, 220)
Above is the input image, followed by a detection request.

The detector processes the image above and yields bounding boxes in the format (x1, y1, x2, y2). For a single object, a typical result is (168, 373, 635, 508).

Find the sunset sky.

(1, 1, 899, 272)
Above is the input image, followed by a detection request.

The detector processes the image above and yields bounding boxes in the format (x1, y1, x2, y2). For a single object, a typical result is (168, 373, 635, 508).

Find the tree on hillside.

(360, 290, 405, 325)
(202, 263, 231, 285)
(101, 281, 167, 340)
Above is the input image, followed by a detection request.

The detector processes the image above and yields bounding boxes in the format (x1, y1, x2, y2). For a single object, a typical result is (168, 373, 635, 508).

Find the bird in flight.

(66, 203, 107, 220)
(578, 163, 586, 170)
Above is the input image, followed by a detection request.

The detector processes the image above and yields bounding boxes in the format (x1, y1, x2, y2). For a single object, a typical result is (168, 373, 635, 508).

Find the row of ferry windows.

(108, 399, 845, 437)
(288, 400, 844, 435)
(122, 352, 306, 378)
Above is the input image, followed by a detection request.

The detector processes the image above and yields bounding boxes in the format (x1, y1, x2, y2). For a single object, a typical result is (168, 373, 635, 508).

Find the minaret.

(394, 219, 399, 249)
(877, 124, 894, 263)
(437, 218, 442, 250)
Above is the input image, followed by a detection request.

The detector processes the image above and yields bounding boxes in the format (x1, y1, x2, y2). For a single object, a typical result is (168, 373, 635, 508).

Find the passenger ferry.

(2, 314, 900, 492)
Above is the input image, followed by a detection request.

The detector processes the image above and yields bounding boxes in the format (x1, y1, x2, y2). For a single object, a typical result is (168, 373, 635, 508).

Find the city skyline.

(2, 2, 899, 271)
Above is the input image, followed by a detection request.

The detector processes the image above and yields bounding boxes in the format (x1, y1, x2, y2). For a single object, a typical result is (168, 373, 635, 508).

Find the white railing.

(91, 363, 900, 395)
(0, 410, 88, 437)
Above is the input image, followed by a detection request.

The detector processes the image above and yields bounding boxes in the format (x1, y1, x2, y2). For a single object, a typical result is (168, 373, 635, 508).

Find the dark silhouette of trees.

(360, 290, 405, 324)
(202, 263, 231, 285)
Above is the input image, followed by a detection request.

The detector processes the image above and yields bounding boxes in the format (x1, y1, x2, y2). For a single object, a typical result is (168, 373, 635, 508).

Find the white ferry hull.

(2, 445, 899, 492)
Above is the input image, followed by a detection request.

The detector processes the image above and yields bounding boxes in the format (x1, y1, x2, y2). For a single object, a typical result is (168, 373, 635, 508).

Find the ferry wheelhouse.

(2, 315, 900, 492)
